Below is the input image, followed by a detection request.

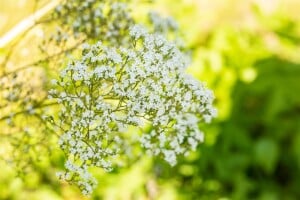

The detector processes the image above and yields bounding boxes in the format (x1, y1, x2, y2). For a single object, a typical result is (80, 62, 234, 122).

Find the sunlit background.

(1, 0, 300, 199)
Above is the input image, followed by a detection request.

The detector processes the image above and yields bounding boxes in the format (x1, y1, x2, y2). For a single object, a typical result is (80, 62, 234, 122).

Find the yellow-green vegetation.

(1, 0, 300, 199)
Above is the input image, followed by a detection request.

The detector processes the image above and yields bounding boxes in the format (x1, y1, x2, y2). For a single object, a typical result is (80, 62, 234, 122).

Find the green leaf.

(254, 138, 279, 174)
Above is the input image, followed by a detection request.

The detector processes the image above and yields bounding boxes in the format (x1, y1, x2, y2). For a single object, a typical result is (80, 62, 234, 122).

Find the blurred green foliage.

(150, 1, 300, 199)
(165, 55, 300, 199)
(1, 0, 300, 199)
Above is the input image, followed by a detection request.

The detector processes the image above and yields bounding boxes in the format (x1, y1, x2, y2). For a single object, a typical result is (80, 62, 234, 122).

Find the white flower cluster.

(146, 11, 186, 53)
(49, 23, 216, 195)
(56, 160, 98, 195)
(53, 0, 133, 43)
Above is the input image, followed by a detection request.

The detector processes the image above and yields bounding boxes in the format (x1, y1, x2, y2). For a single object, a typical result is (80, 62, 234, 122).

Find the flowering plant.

(49, 23, 216, 195)
(0, 0, 216, 196)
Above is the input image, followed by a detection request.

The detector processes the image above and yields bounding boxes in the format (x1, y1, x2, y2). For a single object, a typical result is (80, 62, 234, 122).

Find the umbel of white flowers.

(49, 24, 217, 195)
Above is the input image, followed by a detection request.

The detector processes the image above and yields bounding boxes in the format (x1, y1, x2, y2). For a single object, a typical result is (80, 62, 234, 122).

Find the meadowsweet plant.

(49, 23, 217, 195)
(0, 0, 216, 196)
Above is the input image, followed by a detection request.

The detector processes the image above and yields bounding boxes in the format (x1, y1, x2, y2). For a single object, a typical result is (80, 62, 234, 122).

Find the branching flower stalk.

(49, 24, 217, 195)
(0, 0, 217, 196)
